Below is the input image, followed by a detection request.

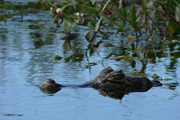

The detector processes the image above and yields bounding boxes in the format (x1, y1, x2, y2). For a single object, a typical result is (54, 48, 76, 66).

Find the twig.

(147, 14, 163, 36)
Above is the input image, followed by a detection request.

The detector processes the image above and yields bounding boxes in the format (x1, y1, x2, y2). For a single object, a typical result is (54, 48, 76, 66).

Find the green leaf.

(70, 22, 77, 30)
(137, 14, 145, 26)
(83, 4, 126, 34)
(89, 18, 95, 26)
(95, 16, 103, 32)
(141, 0, 146, 11)
(146, 0, 154, 8)
(130, 12, 137, 22)
(148, 10, 156, 23)
(119, 9, 126, 18)
(62, 18, 77, 33)
(63, 14, 72, 21)
(67, 22, 77, 33)
(45, 0, 53, 6)
(61, 2, 77, 13)
(62, 19, 71, 32)
(175, 7, 180, 22)
(127, 34, 136, 40)
(168, 20, 178, 34)
(102, 0, 111, 12)
(173, 0, 180, 8)
(119, 0, 123, 9)
(149, 10, 156, 19)
(82, 5, 100, 13)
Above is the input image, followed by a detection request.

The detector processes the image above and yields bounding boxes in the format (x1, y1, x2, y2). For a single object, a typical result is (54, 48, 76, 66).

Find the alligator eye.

(108, 74, 125, 80)
(112, 75, 124, 80)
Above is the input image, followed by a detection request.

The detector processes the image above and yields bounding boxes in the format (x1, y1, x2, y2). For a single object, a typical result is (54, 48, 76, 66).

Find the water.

(0, 0, 180, 120)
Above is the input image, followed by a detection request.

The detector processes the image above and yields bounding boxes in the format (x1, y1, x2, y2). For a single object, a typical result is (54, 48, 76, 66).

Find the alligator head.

(87, 67, 126, 88)
(39, 78, 62, 94)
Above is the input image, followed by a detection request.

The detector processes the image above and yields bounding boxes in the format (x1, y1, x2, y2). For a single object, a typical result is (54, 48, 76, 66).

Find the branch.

(147, 14, 163, 36)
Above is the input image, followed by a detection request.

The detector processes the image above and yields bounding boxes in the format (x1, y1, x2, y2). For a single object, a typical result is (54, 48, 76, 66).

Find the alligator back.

(125, 75, 152, 89)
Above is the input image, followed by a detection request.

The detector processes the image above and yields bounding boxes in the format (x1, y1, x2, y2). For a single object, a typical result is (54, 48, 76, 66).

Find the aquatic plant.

(45, 0, 180, 40)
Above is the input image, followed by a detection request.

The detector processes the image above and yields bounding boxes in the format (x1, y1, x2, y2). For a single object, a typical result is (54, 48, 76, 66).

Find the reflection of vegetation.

(62, 38, 102, 65)
(0, 1, 48, 21)
(64, 52, 84, 63)
(166, 82, 179, 90)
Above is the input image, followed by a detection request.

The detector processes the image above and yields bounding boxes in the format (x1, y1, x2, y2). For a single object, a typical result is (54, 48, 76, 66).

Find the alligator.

(40, 67, 162, 99)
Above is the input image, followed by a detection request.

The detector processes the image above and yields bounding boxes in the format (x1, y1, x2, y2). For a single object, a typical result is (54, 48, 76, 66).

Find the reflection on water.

(40, 82, 154, 100)
(0, 0, 180, 120)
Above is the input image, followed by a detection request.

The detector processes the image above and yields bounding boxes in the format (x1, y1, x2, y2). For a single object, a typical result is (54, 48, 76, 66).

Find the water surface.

(0, 0, 180, 120)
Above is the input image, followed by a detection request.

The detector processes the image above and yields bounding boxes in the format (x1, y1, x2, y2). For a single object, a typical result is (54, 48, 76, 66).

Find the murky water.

(0, 1, 180, 120)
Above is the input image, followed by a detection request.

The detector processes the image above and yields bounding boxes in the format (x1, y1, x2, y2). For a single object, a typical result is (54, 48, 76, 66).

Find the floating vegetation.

(48, 53, 62, 63)
(54, 53, 62, 60)
(152, 73, 160, 80)
(163, 76, 166, 83)
(3, 113, 23, 116)
(115, 55, 148, 61)
(130, 72, 148, 77)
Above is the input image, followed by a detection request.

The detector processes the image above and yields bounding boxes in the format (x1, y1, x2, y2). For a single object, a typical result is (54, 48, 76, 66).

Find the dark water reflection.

(0, 0, 180, 120)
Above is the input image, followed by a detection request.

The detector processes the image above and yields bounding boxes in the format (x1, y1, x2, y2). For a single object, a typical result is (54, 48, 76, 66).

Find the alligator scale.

(40, 67, 162, 99)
